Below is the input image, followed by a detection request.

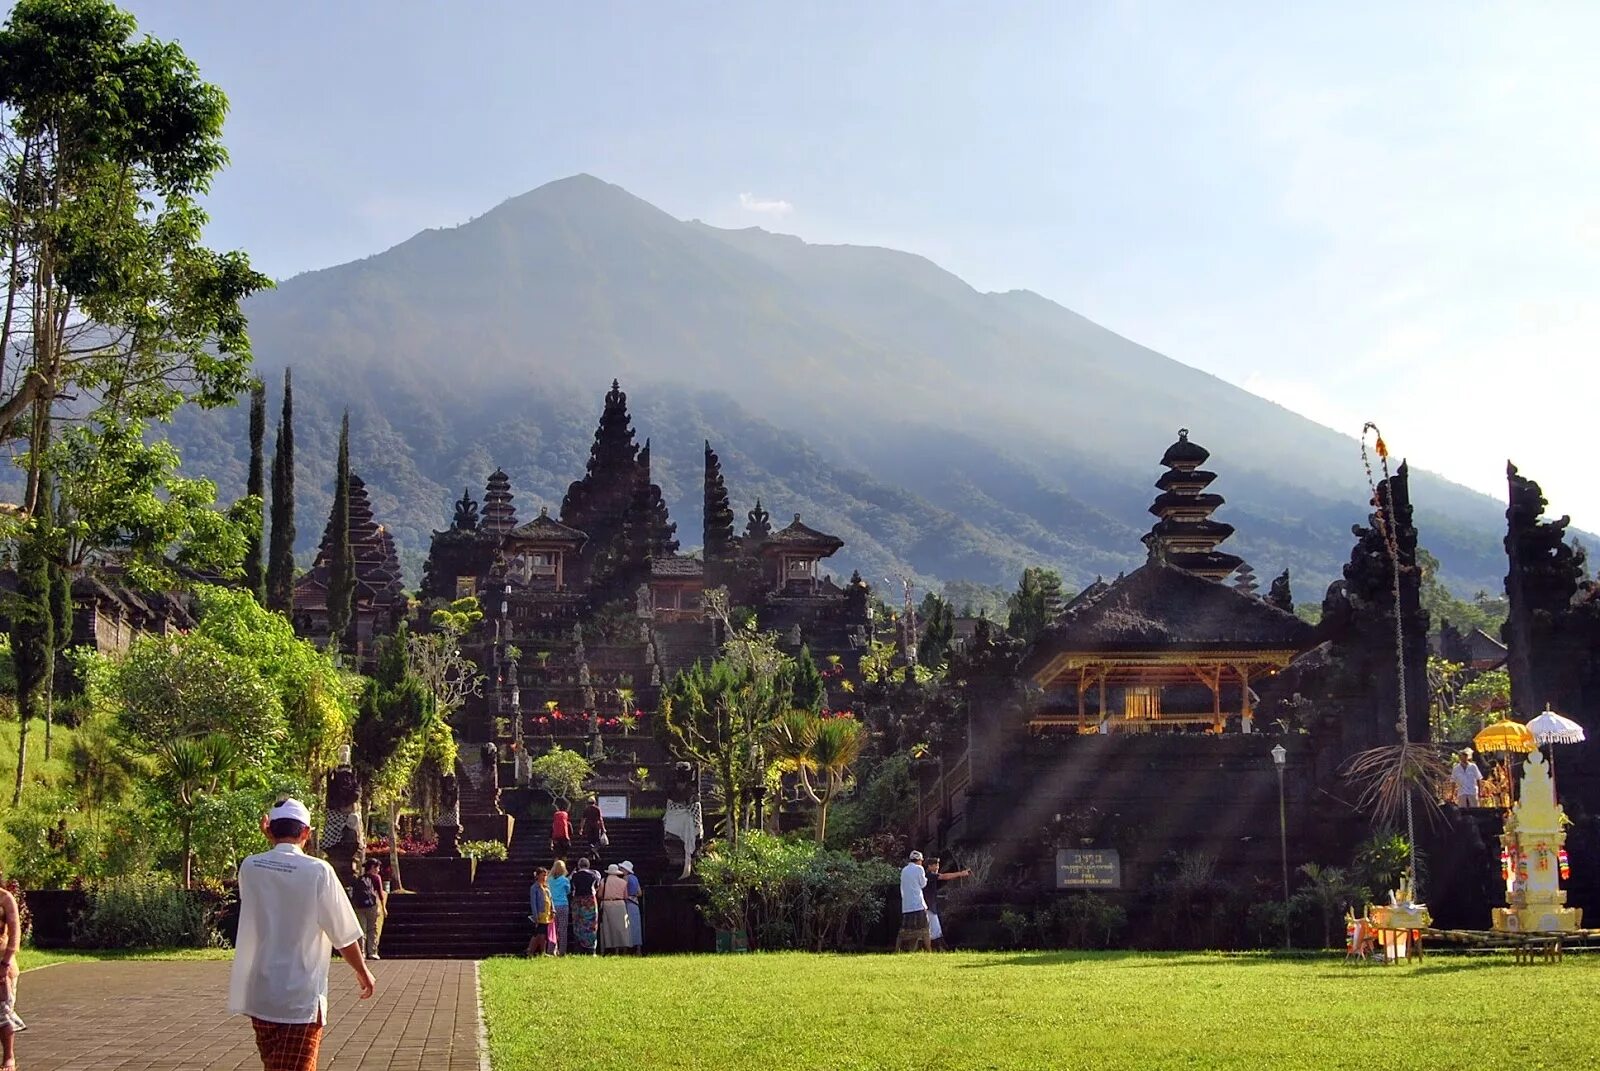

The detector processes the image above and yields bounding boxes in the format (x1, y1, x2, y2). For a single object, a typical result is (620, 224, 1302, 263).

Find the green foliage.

(102, 634, 280, 764)
(459, 839, 508, 862)
(1291, 864, 1367, 949)
(1353, 830, 1416, 900)
(1005, 894, 1129, 950)
(1007, 566, 1066, 644)
(694, 830, 894, 950)
(826, 752, 918, 848)
(1418, 549, 1508, 637)
(528, 744, 593, 804)
(352, 624, 432, 807)
(940, 580, 1009, 621)
(74, 875, 222, 949)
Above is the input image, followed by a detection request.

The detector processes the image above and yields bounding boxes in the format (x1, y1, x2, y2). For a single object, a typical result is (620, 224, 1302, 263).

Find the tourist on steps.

(526, 867, 553, 956)
(569, 857, 602, 955)
(1451, 751, 1484, 808)
(351, 857, 387, 960)
(621, 860, 644, 954)
(580, 796, 608, 856)
(551, 800, 573, 860)
(549, 860, 572, 956)
(228, 798, 375, 1071)
(599, 864, 632, 954)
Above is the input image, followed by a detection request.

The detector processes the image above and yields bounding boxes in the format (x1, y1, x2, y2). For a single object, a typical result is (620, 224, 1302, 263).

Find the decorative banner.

(1055, 848, 1122, 889)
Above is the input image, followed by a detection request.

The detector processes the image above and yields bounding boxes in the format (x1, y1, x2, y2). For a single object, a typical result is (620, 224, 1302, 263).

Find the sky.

(122, 0, 1600, 528)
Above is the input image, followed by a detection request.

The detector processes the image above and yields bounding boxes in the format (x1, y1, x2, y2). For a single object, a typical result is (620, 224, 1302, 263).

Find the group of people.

(899, 850, 970, 950)
(530, 800, 643, 956)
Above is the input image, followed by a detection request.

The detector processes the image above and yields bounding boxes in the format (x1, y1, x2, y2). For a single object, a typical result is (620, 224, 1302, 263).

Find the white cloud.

(738, 191, 794, 216)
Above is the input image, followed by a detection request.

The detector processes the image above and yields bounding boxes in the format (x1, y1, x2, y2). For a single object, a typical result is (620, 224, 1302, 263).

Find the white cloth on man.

(1451, 762, 1484, 802)
(928, 912, 944, 942)
(899, 861, 928, 912)
(228, 843, 364, 1024)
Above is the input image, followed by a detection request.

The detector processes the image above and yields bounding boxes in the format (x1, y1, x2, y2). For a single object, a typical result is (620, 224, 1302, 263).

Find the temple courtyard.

(16, 950, 1600, 1069)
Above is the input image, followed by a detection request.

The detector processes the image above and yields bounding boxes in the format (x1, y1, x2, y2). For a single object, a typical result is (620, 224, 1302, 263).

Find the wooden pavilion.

(1019, 562, 1316, 734)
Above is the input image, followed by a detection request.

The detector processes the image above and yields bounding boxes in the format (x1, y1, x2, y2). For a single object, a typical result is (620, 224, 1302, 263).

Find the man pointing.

(229, 798, 376, 1071)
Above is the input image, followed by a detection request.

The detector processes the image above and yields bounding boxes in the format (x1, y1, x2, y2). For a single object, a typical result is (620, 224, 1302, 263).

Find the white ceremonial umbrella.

(1528, 706, 1586, 745)
(1527, 705, 1585, 780)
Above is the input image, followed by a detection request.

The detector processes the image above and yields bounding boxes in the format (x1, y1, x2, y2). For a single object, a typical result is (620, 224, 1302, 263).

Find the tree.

(325, 412, 355, 657)
(1007, 567, 1065, 644)
(703, 441, 736, 560)
(918, 594, 955, 669)
(242, 381, 267, 601)
(0, 0, 267, 450)
(155, 732, 241, 889)
(266, 368, 296, 613)
(352, 625, 432, 886)
(45, 516, 71, 761)
(529, 745, 595, 804)
(809, 717, 864, 844)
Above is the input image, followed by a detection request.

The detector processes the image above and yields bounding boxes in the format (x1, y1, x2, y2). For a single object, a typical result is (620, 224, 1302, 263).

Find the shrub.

(2, 880, 29, 939)
(74, 875, 223, 949)
(1052, 893, 1128, 949)
(696, 831, 895, 950)
(459, 840, 508, 862)
(999, 907, 1032, 949)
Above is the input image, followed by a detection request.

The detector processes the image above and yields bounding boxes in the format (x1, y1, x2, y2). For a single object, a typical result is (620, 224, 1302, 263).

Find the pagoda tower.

(295, 471, 408, 647)
(483, 468, 518, 534)
(1142, 429, 1243, 581)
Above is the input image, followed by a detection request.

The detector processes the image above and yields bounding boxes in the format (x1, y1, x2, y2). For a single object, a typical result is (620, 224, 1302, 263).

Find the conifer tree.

(10, 473, 53, 805)
(242, 381, 267, 601)
(1007, 566, 1064, 644)
(326, 411, 356, 657)
(703, 441, 736, 560)
(918, 594, 956, 669)
(266, 369, 296, 613)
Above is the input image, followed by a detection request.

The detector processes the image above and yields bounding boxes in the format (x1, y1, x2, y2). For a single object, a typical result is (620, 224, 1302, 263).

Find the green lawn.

(18, 946, 233, 972)
(482, 951, 1599, 1071)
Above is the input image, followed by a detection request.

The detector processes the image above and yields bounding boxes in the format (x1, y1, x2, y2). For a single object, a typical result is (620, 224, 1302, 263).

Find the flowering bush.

(366, 835, 437, 858)
(459, 839, 508, 862)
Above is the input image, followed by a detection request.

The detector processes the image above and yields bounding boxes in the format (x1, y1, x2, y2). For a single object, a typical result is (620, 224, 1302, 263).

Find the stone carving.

(319, 763, 364, 882)
(663, 762, 704, 880)
(435, 773, 461, 857)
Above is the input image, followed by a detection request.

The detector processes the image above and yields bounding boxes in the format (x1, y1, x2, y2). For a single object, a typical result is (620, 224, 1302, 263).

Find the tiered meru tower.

(1142, 429, 1244, 581)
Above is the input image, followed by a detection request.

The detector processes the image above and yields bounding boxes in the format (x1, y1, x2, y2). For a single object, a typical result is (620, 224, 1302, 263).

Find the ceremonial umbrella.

(1474, 720, 1536, 755)
(1528, 706, 1586, 745)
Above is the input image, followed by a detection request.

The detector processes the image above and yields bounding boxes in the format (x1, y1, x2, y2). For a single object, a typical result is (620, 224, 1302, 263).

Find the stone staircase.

(379, 817, 668, 959)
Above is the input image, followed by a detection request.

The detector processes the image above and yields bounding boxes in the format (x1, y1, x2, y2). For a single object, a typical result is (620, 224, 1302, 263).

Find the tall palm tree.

(157, 733, 241, 889)
(809, 718, 864, 844)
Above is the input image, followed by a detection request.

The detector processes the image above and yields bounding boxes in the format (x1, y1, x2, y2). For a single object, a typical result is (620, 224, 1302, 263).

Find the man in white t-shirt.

(229, 799, 375, 1071)
(899, 850, 929, 932)
(1451, 752, 1484, 808)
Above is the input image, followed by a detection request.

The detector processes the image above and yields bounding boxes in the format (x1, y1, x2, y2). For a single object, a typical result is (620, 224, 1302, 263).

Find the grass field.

(18, 947, 233, 972)
(482, 950, 1600, 1071)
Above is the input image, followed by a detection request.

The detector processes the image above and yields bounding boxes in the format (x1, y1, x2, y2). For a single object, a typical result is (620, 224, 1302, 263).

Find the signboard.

(1055, 848, 1121, 889)
(597, 794, 630, 819)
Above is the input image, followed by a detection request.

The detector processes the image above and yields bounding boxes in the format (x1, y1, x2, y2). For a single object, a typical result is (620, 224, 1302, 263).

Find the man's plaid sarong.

(251, 1018, 323, 1071)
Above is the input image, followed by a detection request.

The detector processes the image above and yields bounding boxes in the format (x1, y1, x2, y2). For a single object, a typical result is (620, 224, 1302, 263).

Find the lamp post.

(1271, 743, 1289, 949)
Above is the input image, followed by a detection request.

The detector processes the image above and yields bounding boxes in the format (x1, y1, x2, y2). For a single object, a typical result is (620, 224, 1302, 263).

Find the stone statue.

(663, 762, 704, 880)
(435, 773, 461, 857)
(319, 763, 364, 881)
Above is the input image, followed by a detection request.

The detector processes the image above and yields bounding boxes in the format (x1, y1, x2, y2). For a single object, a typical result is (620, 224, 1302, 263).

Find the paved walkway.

(13, 959, 482, 1070)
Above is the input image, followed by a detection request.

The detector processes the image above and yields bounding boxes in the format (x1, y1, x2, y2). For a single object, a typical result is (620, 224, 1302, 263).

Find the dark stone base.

(395, 856, 477, 893)
(462, 813, 514, 846)
(21, 889, 86, 949)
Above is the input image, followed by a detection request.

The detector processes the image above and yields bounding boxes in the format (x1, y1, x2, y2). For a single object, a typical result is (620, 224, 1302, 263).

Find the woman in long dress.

(569, 857, 601, 955)
(599, 864, 631, 954)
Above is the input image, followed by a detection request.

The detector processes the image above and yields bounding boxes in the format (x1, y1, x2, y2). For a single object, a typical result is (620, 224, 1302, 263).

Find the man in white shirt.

(899, 850, 928, 932)
(229, 799, 375, 1071)
(1451, 752, 1484, 808)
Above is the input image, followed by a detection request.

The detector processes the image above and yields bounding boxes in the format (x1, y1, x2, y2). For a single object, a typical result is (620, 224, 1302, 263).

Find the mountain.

(166, 174, 1528, 598)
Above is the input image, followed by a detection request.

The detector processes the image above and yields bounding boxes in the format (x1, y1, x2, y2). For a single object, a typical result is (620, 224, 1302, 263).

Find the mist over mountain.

(168, 174, 1525, 598)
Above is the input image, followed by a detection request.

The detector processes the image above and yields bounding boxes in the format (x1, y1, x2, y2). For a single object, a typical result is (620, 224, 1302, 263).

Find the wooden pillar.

(1238, 664, 1254, 734)
(1098, 670, 1108, 733)
(1077, 668, 1088, 730)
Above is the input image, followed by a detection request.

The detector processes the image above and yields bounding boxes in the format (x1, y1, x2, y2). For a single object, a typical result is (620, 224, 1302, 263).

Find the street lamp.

(1271, 743, 1289, 949)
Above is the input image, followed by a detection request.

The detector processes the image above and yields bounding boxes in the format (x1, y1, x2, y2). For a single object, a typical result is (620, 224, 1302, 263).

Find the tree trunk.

(389, 797, 404, 890)
(183, 816, 194, 890)
(11, 705, 27, 806)
(816, 774, 834, 844)
(43, 679, 53, 761)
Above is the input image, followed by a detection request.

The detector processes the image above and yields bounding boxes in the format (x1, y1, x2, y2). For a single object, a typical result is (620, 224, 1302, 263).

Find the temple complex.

(293, 472, 408, 653)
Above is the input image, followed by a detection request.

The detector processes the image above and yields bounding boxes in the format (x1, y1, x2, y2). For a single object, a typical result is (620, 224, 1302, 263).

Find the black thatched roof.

(762, 514, 844, 553)
(1160, 430, 1211, 469)
(1020, 561, 1316, 670)
(651, 555, 704, 578)
(1155, 468, 1218, 492)
(507, 507, 587, 545)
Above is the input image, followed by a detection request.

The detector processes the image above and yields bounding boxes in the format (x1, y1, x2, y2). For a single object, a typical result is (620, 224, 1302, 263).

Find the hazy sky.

(124, 1, 1599, 527)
